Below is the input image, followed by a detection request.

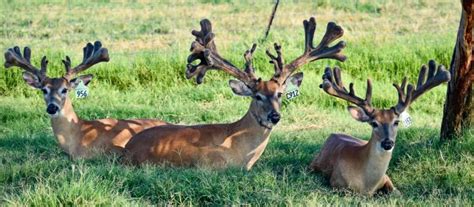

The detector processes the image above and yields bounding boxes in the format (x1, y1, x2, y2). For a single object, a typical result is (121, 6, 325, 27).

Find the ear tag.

(285, 81, 300, 100)
(75, 80, 89, 99)
(400, 111, 412, 128)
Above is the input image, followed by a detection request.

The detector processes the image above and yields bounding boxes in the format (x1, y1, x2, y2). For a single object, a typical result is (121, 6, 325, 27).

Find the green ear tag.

(285, 81, 300, 100)
(75, 80, 89, 99)
(400, 111, 412, 128)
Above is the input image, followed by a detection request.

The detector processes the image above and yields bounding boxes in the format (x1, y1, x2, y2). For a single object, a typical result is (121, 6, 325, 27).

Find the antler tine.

(244, 43, 258, 80)
(413, 60, 451, 101)
(392, 60, 451, 114)
(4, 46, 47, 79)
(186, 19, 257, 86)
(62, 56, 72, 74)
(392, 80, 414, 115)
(64, 41, 109, 79)
(304, 17, 316, 53)
(40, 56, 48, 76)
(320, 67, 374, 114)
(266, 43, 284, 80)
(274, 17, 346, 84)
(186, 19, 217, 84)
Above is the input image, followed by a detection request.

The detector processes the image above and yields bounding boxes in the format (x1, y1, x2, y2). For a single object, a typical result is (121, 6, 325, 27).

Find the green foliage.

(0, 0, 472, 206)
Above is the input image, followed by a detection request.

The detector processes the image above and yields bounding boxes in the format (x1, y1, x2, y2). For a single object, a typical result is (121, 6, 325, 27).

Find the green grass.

(0, 0, 473, 206)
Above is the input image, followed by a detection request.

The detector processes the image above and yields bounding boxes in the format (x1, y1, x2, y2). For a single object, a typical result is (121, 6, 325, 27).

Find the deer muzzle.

(46, 104, 59, 115)
(381, 139, 394, 151)
(268, 111, 280, 124)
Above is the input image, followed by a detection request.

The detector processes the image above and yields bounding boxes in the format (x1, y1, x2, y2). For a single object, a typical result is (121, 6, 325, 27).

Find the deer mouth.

(251, 111, 273, 130)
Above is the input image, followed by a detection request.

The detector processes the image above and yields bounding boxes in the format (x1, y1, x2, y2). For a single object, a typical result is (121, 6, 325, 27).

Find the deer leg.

(206, 151, 227, 168)
(110, 145, 125, 156)
(377, 175, 400, 195)
(308, 156, 320, 172)
(329, 169, 347, 189)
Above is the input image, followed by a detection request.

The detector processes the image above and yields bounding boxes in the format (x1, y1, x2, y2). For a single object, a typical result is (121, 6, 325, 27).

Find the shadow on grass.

(0, 132, 63, 162)
(1, 126, 472, 205)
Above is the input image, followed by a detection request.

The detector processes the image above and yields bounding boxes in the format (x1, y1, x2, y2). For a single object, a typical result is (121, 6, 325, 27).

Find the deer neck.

(362, 132, 393, 186)
(227, 101, 273, 169)
(50, 97, 83, 154)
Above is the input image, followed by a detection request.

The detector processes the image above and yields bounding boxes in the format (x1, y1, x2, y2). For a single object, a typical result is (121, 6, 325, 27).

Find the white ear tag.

(399, 111, 412, 128)
(285, 81, 300, 100)
(75, 80, 89, 99)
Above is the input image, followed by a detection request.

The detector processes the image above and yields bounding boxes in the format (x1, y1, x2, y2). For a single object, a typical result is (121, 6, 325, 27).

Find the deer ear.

(70, 74, 93, 88)
(348, 106, 371, 122)
(22, 72, 42, 89)
(287, 72, 304, 87)
(229, 80, 253, 96)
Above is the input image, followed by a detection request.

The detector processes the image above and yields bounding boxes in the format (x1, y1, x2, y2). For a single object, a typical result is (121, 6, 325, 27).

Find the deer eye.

(41, 89, 48, 94)
(61, 88, 68, 94)
(255, 95, 263, 101)
(370, 122, 379, 128)
(277, 92, 282, 98)
(394, 120, 400, 126)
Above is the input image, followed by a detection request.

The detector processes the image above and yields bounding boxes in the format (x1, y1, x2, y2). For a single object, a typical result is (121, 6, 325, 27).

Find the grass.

(0, 0, 473, 206)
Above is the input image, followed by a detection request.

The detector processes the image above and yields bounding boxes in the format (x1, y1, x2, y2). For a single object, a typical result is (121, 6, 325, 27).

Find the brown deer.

(309, 60, 451, 195)
(124, 17, 346, 169)
(4, 41, 167, 159)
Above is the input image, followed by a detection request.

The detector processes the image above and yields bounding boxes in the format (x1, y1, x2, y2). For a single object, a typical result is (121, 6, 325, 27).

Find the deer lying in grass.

(309, 60, 451, 195)
(4, 41, 167, 159)
(124, 17, 346, 169)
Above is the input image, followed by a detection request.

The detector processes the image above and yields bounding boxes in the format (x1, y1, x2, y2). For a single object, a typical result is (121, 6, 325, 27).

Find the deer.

(4, 41, 167, 159)
(123, 17, 346, 169)
(309, 60, 451, 195)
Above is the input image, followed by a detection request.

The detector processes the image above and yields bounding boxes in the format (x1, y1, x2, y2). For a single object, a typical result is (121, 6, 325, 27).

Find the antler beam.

(186, 19, 258, 87)
(393, 60, 451, 114)
(270, 17, 346, 84)
(4, 46, 48, 80)
(63, 41, 109, 80)
(320, 67, 374, 114)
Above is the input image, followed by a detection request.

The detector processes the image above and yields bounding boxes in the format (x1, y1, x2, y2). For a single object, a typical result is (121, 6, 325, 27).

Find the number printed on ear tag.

(75, 80, 89, 99)
(285, 82, 300, 100)
(400, 111, 412, 128)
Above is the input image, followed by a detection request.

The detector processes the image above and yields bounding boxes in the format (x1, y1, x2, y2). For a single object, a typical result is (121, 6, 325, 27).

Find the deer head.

(187, 18, 346, 129)
(4, 41, 109, 117)
(320, 60, 451, 151)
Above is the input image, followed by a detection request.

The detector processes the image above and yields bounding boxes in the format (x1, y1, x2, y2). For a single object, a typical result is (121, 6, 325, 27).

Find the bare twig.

(264, 0, 280, 40)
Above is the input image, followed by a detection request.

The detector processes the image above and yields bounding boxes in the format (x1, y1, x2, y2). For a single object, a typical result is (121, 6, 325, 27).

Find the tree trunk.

(462, 86, 473, 128)
(440, 0, 474, 139)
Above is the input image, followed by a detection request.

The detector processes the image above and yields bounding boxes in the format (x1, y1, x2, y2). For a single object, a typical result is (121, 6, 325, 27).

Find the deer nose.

(46, 104, 59, 115)
(381, 139, 394, 151)
(268, 111, 280, 124)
